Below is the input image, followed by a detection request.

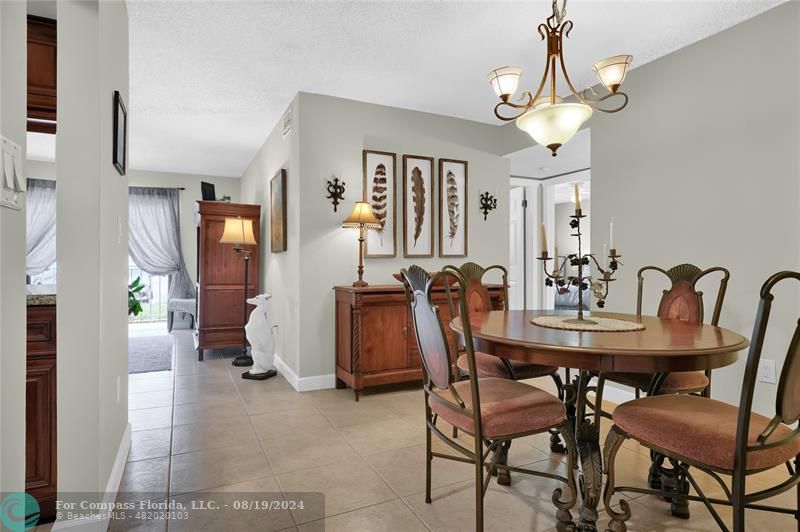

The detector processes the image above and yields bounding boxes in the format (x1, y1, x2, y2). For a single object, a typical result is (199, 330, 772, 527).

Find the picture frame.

(112, 90, 127, 176)
(270, 169, 287, 253)
(402, 155, 434, 258)
(362, 150, 397, 257)
(438, 158, 468, 257)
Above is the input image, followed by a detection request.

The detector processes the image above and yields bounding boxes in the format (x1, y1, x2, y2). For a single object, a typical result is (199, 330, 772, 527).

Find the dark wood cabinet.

(26, 304, 57, 523)
(195, 201, 261, 359)
(334, 284, 504, 400)
(27, 15, 57, 134)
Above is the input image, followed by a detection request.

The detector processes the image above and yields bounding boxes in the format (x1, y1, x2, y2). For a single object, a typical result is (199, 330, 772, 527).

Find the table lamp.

(220, 216, 257, 367)
(342, 201, 381, 287)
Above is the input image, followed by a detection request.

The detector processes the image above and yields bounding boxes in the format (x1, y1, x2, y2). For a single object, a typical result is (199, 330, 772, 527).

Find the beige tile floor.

(112, 330, 797, 531)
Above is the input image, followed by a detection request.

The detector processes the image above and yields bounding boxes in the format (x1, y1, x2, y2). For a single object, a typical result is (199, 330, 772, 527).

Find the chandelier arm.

(493, 92, 535, 121)
(555, 20, 588, 105)
(581, 88, 629, 113)
(530, 24, 554, 105)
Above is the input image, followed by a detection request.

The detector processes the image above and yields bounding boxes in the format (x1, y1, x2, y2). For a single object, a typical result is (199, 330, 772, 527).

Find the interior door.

(508, 186, 526, 310)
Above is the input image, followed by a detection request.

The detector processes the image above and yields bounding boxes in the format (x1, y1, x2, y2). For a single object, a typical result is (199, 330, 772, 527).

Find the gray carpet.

(129, 335, 174, 374)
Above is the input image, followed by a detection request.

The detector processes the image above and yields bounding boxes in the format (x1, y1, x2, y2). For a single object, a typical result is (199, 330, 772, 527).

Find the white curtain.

(128, 187, 194, 302)
(26, 178, 57, 275)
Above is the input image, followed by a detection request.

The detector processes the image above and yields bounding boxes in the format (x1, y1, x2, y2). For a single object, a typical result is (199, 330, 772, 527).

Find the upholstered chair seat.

(430, 377, 566, 439)
(614, 394, 800, 471)
(456, 352, 558, 381)
(605, 370, 710, 394)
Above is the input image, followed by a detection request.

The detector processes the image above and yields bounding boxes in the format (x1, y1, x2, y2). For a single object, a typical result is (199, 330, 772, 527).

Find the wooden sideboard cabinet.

(334, 284, 504, 400)
(26, 304, 57, 523)
(27, 15, 57, 134)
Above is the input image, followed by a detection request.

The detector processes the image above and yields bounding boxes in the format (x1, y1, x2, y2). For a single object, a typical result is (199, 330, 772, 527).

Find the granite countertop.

(27, 284, 56, 306)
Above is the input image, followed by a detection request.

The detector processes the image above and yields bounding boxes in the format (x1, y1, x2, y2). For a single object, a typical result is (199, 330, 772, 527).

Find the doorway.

(506, 128, 591, 310)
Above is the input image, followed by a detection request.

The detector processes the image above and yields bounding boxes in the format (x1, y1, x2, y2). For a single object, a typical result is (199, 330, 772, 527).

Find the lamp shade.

(342, 201, 382, 229)
(593, 55, 632, 94)
(220, 217, 257, 245)
(487, 66, 522, 101)
(516, 102, 592, 156)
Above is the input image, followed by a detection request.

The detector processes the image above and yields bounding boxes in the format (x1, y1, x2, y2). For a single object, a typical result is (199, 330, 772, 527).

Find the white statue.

(242, 293, 278, 380)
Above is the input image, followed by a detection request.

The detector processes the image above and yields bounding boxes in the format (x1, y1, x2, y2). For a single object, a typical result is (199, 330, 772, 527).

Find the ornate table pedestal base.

(563, 370, 604, 531)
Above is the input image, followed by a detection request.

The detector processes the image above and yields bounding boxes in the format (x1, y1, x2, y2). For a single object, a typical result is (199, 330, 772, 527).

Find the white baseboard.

(52, 423, 132, 532)
(274, 355, 335, 392)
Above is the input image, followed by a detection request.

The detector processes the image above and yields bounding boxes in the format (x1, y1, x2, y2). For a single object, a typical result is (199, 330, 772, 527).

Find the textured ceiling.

(127, 0, 783, 177)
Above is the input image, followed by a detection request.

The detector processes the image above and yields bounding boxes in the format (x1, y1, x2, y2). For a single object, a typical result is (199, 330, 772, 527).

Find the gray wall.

(241, 92, 512, 381)
(57, 0, 131, 498)
(0, 0, 27, 495)
(590, 2, 799, 413)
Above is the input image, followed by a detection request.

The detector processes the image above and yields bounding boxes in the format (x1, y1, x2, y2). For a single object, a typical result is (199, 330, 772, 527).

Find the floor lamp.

(220, 216, 257, 367)
(342, 201, 381, 287)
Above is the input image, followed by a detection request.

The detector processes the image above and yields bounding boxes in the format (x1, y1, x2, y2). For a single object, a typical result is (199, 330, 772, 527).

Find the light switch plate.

(758, 359, 777, 384)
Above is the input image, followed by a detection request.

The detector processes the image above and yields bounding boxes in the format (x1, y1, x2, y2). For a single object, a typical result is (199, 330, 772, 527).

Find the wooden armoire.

(195, 201, 261, 360)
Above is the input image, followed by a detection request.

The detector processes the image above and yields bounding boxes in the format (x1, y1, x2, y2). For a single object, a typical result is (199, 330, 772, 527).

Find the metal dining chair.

(602, 271, 800, 532)
(592, 263, 730, 504)
(442, 262, 568, 454)
(401, 265, 578, 532)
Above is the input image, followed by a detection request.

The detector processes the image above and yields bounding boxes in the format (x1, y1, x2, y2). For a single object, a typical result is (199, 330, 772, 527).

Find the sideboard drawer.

(27, 305, 56, 358)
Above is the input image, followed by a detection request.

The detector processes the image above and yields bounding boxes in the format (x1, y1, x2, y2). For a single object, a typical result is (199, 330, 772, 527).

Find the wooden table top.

(450, 310, 750, 374)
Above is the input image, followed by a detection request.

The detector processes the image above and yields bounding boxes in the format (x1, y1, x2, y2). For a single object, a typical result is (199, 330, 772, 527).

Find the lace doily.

(531, 315, 646, 332)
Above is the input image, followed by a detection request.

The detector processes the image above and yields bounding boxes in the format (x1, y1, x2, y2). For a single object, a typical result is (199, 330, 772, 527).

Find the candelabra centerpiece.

(538, 186, 621, 325)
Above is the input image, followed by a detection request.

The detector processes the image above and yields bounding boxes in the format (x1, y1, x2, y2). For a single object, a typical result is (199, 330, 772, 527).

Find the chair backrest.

(401, 265, 483, 433)
(734, 272, 800, 471)
(636, 263, 730, 326)
(445, 262, 508, 315)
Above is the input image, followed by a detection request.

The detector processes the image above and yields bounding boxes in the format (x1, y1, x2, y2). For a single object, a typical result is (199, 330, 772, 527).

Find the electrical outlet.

(116, 375, 121, 404)
(758, 359, 777, 384)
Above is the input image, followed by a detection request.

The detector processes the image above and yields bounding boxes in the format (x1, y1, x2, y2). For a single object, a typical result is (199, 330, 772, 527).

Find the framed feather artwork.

(402, 155, 434, 258)
(438, 159, 468, 257)
(270, 169, 287, 253)
(362, 150, 397, 257)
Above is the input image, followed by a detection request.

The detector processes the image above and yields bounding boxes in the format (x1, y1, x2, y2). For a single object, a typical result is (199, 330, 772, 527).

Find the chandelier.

(488, 0, 632, 156)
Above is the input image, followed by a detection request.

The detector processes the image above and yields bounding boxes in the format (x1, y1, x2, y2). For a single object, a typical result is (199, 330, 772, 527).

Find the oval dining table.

(451, 309, 750, 531)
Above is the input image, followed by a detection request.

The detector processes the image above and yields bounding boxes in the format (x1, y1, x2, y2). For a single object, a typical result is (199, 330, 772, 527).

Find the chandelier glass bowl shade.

(488, 0, 632, 155)
(516, 102, 592, 156)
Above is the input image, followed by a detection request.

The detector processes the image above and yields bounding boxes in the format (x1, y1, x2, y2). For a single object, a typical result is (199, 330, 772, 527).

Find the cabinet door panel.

(361, 305, 407, 372)
(26, 357, 57, 520)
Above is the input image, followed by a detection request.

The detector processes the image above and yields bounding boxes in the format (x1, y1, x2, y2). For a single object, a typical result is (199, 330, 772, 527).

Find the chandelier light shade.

(488, 0, 632, 155)
(593, 55, 633, 94)
(516, 103, 593, 156)
(487, 66, 523, 102)
(220, 216, 257, 246)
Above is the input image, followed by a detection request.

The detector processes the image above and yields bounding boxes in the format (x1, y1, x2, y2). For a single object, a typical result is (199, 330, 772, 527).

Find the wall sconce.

(479, 191, 498, 220)
(326, 175, 346, 212)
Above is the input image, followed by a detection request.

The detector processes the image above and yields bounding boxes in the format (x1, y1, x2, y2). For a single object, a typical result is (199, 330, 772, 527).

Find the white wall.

(0, 0, 28, 495)
(591, 2, 799, 413)
(57, 0, 131, 505)
(26, 160, 240, 285)
(241, 92, 511, 381)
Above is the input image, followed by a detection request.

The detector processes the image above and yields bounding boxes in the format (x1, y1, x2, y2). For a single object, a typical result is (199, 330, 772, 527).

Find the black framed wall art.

(112, 90, 127, 176)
